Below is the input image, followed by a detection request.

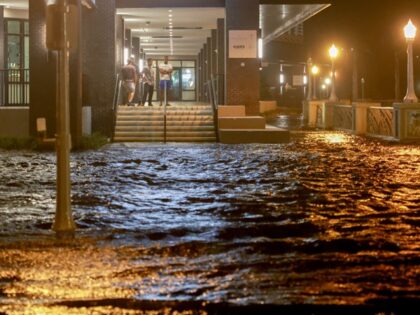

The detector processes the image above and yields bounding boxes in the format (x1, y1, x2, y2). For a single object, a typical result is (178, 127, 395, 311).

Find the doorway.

(153, 59, 196, 103)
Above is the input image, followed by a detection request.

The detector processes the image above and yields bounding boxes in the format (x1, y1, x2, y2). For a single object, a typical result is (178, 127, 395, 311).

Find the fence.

(306, 100, 420, 142)
(0, 69, 30, 106)
(366, 106, 394, 137)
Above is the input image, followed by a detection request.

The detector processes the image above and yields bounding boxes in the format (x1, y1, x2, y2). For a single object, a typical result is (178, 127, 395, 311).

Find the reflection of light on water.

(324, 133, 348, 144)
(395, 148, 420, 156)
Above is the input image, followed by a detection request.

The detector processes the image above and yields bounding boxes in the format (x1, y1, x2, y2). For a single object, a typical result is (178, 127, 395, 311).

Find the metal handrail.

(208, 76, 219, 142)
(163, 81, 167, 143)
(112, 73, 121, 112)
(111, 74, 121, 141)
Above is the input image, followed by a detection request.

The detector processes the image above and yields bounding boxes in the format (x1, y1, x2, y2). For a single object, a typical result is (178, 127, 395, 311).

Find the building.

(0, 0, 335, 144)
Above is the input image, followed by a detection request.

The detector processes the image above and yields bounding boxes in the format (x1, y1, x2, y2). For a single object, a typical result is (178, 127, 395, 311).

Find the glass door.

(171, 68, 181, 101)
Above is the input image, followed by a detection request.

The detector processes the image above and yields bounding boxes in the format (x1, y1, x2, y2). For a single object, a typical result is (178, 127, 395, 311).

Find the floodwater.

(0, 116, 420, 314)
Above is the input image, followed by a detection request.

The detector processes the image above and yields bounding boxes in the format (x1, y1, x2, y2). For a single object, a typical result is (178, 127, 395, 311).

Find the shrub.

(77, 132, 109, 150)
(0, 137, 37, 150)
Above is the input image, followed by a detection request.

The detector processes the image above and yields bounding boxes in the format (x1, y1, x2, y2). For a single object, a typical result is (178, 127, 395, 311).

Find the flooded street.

(0, 125, 420, 314)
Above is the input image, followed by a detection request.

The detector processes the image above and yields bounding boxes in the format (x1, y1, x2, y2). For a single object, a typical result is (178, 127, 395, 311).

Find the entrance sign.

(293, 75, 305, 86)
(229, 30, 257, 58)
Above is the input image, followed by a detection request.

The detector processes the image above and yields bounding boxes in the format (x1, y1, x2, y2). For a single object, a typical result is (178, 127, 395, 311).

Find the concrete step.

(117, 111, 213, 117)
(114, 104, 216, 143)
(218, 116, 266, 129)
(115, 125, 215, 132)
(115, 120, 214, 127)
(118, 105, 212, 111)
(115, 131, 216, 138)
(114, 136, 216, 143)
(117, 116, 214, 122)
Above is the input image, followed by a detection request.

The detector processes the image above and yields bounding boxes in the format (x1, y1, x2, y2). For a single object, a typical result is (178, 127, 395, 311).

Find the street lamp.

(311, 65, 319, 99)
(361, 77, 365, 100)
(403, 19, 418, 103)
(329, 44, 339, 102)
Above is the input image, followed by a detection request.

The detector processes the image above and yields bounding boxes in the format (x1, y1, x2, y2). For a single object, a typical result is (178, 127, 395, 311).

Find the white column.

(403, 39, 418, 103)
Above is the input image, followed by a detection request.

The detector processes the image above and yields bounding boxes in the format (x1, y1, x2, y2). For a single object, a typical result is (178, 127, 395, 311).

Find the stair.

(113, 105, 217, 142)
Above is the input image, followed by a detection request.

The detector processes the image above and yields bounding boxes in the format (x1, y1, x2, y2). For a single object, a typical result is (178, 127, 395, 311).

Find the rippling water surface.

(0, 128, 419, 314)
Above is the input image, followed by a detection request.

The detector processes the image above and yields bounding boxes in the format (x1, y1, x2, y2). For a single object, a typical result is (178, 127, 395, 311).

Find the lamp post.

(311, 65, 319, 99)
(361, 77, 365, 100)
(306, 58, 313, 101)
(47, 0, 75, 235)
(403, 19, 418, 103)
(329, 44, 339, 102)
(324, 77, 331, 99)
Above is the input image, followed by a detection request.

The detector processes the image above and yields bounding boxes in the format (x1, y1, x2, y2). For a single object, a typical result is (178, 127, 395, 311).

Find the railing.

(206, 75, 219, 142)
(0, 69, 30, 106)
(111, 74, 122, 141)
(333, 105, 353, 131)
(163, 81, 168, 143)
(367, 106, 394, 137)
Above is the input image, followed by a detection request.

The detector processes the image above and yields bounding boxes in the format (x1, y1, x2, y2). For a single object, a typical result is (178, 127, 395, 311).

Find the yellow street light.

(325, 77, 332, 85)
(404, 19, 417, 40)
(329, 44, 339, 59)
(403, 19, 418, 103)
(328, 44, 339, 101)
(311, 65, 319, 75)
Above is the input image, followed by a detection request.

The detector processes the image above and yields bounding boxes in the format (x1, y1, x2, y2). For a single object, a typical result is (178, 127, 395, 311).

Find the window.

(5, 19, 30, 70)
(3, 19, 30, 106)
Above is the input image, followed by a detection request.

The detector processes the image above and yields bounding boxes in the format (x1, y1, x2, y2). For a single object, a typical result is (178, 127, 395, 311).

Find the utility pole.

(48, 0, 75, 235)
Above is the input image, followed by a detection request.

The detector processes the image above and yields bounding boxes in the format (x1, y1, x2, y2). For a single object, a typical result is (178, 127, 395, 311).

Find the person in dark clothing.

(122, 58, 138, 106)
(140, 58, 155, 106)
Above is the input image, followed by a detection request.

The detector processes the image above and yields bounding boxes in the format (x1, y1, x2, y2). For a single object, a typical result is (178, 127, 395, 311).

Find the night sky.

(303, 0, 420, 100)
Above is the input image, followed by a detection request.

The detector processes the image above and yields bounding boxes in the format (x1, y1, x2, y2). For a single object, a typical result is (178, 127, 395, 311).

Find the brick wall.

(29, 0, 57, 137)
(225, 0, 260, 115)
(82, 0, 116, 137)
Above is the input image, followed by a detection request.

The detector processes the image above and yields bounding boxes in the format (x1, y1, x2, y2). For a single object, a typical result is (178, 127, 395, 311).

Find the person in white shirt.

(159, 56, 173, 106)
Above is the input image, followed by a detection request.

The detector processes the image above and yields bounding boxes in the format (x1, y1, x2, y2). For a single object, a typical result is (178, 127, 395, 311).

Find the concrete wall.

(4, 9, 29, 19)
(0, 107, 29, 138)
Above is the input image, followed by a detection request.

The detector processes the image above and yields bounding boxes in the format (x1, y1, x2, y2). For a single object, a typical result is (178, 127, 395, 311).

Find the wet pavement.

(0, 114, 420, 314)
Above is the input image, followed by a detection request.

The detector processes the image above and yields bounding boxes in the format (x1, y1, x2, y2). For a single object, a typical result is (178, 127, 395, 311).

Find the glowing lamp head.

(329, 44, 339, 59)
(404, 19, 417, 40)
(325, 77, 332, 85)
(311, 65, 319, 75)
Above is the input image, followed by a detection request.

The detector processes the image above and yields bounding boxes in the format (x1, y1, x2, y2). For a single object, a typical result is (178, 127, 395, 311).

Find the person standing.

(121, 58, 138, 106)
(159, 56, 173, 106)
(140, 58, 155, 107)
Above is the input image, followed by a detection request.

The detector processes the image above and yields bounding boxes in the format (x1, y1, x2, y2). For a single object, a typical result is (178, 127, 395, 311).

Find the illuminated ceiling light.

(124, 18, 141, 22)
